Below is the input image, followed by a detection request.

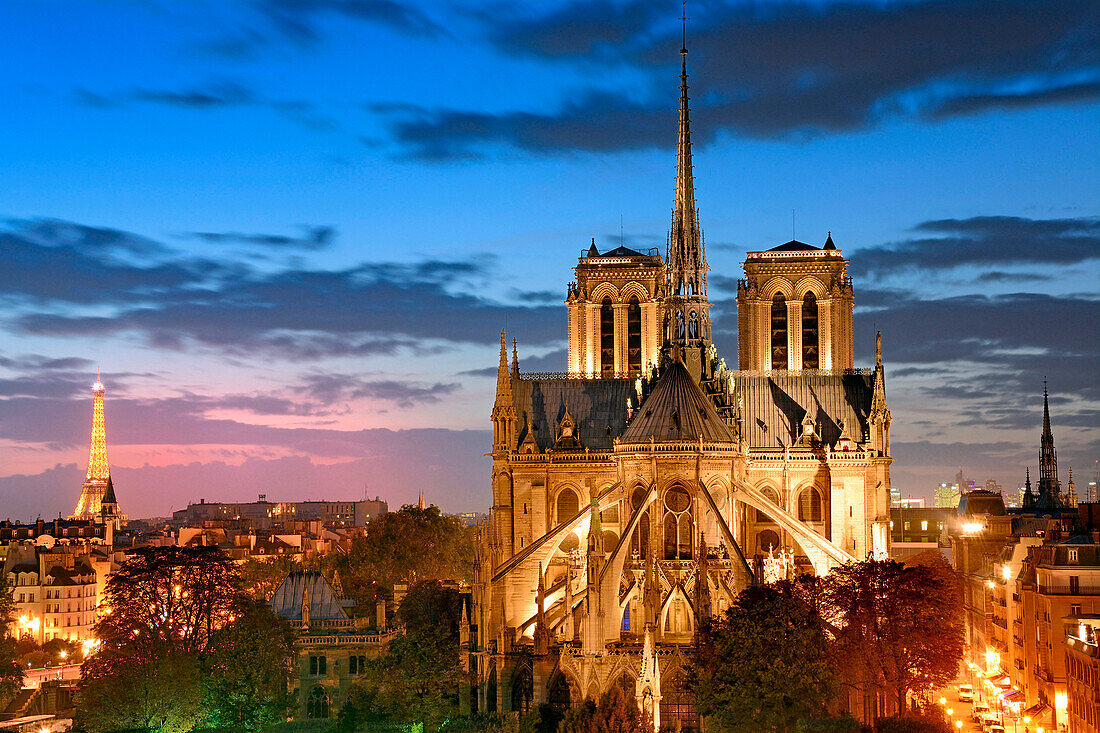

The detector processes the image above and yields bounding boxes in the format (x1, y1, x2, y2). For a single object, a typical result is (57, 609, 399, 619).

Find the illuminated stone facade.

(473, 46, 893, 732)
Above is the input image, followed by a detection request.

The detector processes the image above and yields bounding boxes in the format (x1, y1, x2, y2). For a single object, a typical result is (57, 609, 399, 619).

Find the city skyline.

(1, 0, 1098, 520)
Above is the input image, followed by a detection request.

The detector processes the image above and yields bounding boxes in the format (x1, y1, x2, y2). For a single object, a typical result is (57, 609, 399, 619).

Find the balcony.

(1037, 585, 1100, 595)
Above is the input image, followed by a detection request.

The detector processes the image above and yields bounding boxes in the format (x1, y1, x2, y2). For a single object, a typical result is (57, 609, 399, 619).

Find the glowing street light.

(939, 697, 947, 705)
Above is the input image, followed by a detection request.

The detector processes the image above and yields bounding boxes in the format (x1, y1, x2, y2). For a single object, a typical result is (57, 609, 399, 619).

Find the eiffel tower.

(72, 370, 122, 524)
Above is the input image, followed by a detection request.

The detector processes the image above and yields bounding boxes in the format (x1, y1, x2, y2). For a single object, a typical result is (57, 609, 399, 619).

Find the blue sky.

(1, 0, 1097, 519)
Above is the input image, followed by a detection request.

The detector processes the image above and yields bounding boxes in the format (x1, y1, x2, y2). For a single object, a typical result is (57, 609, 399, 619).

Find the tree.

(399, 579, 464, 637)
(78, 653, 205, 733)
(239, 555, 301, 600)
(0, 577, 23, 710)
(692, 583, 837, 733)
(78, 546, 294, 733)
(201, 598, 297, 731)
(341, 627, 463, 730)
(341, 504, 475, 609)
(823, 558, 963, 715)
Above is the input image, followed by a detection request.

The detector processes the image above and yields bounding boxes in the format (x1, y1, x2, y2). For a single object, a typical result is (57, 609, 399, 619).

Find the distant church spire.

(1038, 378, 1060, 503)
(73, 372, 115, 519)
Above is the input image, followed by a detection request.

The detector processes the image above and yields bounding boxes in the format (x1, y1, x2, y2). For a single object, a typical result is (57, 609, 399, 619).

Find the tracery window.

(688, 311, 698, 339)
(307, 686, 329, 719)
(771, 294, 788, 369)
(756, 488, 779, 522)
(512, 665, 533, 712)
(662, 486, 693, 560)
(549, 674, 572, 711)
(659, 670, 698, 731)
(675, 311, 685, 340)
(631, 487, 650, 559)
(802, 292, 819, 369)
(600, 297, 614, 375)
(627, 296, 642, 372)
(757, 529, 780, 554)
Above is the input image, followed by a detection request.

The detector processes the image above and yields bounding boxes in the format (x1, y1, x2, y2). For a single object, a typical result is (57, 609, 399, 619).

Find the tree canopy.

(340, 504, 475, 608)
(0, 578, 23, 710)
(692, 583, 838, 733)
(77, 546, 296, 733)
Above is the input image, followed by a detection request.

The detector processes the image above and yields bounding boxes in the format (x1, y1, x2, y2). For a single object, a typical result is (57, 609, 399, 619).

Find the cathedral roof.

(732, 371, 875, 449)
(511, 376, 635, 451)
(620, 358, 738, 444)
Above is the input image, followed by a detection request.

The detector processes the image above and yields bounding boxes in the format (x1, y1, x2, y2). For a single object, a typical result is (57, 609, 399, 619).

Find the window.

(801, 292, 819, 369)
(627, 297, 642, 372)
(798, 489, 823, 523)
(921, 520, 929, 531)
(1070, 549, 1079, 563)
(349, 655, 366, 675)
(309, 655, 327, 676)
(307, 686, 329, 719)
(600, 297, 614, 375)
(1072, 605, 1082, 616)
(662, 486, 693, 560)
(904, 521, 911, 531)
(770, 294, 788, 369)
(1071, 576, 1081, 594)
(556, 488, 579, 526)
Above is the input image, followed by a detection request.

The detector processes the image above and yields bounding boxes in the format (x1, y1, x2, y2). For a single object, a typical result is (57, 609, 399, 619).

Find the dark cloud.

(4, 218, 559, 354)
(852, 216, 1100, 276)
(132, 81, 254, 108)
(0, 354, 93, 372)
(203, 0, 445, 58)
(297, 373, 460, 407)
(382, 0, 1100, 158)
(188, 225, 336, 249)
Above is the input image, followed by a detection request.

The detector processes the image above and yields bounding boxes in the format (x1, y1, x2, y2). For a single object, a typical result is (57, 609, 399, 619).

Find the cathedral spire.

(73, 372, 114, 519)
(491, 330, 518, 453)
(667, 43, 706, 301)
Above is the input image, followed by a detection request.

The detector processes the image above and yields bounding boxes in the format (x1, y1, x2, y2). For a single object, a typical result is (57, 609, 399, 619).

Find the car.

(958, 683, 974, 701)
(972, 701, 991, 721)
(986, 726, 1005, 733)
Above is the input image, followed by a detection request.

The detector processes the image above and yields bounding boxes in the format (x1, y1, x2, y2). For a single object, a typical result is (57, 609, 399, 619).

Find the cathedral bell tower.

(663, 44, 713, 382)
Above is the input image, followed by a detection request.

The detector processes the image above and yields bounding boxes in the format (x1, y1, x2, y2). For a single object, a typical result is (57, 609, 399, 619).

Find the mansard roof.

(511, 376, 635, 451)
(732, 371, 875, 449)
(621, 359, 738, 444)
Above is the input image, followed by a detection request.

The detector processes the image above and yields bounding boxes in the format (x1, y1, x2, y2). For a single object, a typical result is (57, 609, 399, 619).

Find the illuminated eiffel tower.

(72, 370, 123, 524)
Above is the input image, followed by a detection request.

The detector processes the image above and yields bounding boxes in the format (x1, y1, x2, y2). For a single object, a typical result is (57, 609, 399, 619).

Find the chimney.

(376, 600, 386, 631)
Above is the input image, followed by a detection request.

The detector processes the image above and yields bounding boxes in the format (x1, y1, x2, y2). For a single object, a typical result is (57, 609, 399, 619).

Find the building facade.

(271, 571, 393, 722)
(172, 497, 388, 528)
(474, 45, 893, 731)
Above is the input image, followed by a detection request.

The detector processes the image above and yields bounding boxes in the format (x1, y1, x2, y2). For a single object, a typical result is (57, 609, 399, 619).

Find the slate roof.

(732, 371, 875, 449)
(271, 571, 349, 621)
(512, 377, 635, 451)
(766, 239, 820, 252)
(512, 367, 878, 452)
(621, 359, 738, 443)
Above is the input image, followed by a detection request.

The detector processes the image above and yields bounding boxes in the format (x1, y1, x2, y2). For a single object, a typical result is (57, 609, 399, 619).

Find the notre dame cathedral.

(469, 45, 893, 732)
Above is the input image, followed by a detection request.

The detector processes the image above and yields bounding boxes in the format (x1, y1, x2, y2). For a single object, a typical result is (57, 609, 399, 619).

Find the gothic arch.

(553, 486, 581, 527)
(660, 585, 695, 634)
(588, 282, 620, 303)
(793, 275, 828, 299)
(511, 664, 534, 712)
(760, 276, 795, 299)
(796, 486, 825, 523)
(620, 281, 650, 301)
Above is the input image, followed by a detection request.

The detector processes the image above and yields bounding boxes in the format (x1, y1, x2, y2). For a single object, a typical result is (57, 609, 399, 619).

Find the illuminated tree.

(239, 555, 301, 600)
(341, 504, 475, 608)
(201, 598, 297, 731)
(823, 557, 963, 715)
(0, 578, 23, 710)
(691, 583, 837, 733)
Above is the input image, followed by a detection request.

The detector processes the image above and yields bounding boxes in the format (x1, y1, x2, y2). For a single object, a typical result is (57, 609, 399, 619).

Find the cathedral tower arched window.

(771, 294, 788, 370)
(600, 297, 614, 375)
(688, 310, 698, 340)
(512, 665, 533, 712)
(631, 487, 650, 558)
(802, 292, 819, 369)
(556, 488, 579, 526)
(627, 296, 642, 372)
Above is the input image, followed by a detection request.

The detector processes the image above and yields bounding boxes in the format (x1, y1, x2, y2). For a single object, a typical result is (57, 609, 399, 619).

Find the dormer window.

(1069, 548, 1079, 563)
